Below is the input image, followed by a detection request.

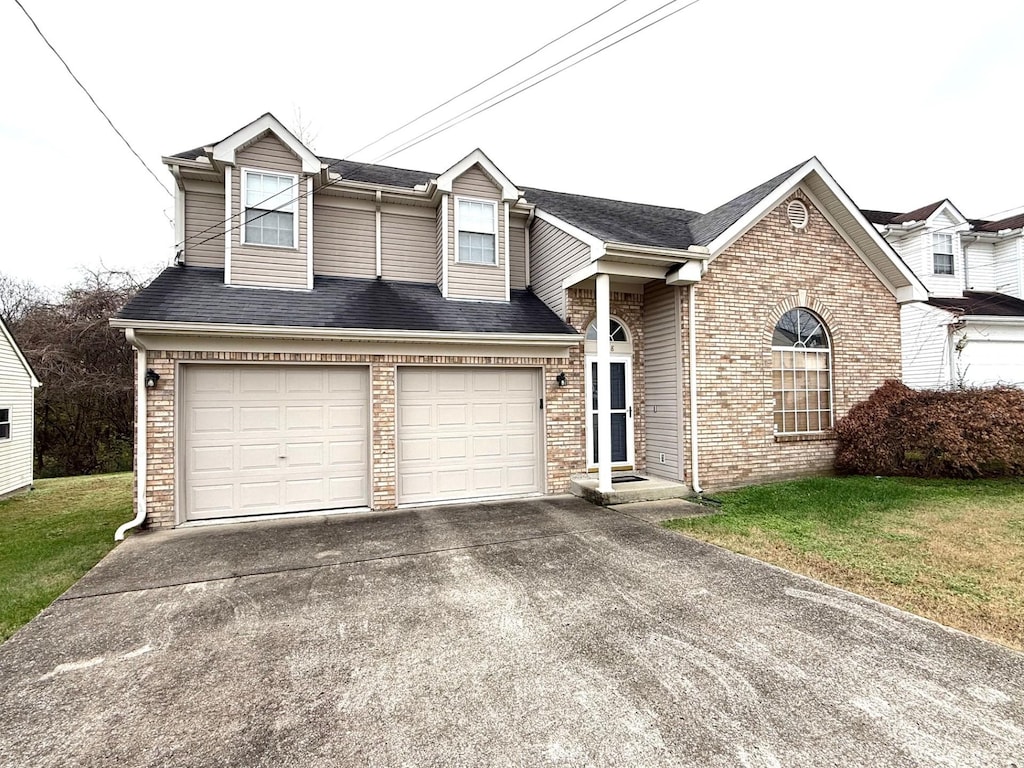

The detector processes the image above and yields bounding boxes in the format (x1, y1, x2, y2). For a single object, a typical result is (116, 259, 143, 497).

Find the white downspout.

(596, 273, 613, 493)
(688, 283, 702, 494)
(116, 329, 147, 541)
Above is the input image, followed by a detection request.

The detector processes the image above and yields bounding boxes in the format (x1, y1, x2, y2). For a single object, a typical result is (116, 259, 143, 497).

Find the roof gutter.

(110, 319, 583, 346)
(115, 329, 147, 541)
(957, 315, 1024, 326)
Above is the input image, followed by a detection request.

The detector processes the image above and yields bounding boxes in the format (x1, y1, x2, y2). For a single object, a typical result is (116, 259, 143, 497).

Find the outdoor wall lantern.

(145, 369, 161, 389)
(556, 372, 568, 388)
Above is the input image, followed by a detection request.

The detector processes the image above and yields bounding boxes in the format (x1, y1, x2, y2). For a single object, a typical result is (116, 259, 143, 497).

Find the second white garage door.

(397, 367, 544, 505)
(183, 365, 369, 521)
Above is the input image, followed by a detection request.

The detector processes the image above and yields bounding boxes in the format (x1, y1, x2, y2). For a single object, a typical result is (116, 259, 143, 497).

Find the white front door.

(585, 354, 634, 469)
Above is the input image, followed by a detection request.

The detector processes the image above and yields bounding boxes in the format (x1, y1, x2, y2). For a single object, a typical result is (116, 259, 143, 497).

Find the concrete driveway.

(1, 497, 1021, 767)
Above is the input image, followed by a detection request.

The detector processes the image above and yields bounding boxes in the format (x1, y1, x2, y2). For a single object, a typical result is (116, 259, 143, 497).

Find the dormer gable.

(432, 149, 521, 202)
(210, 113, 321, 175)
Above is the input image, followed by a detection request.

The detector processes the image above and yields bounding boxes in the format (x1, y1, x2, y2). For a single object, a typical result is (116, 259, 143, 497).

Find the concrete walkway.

(1, 496, 1021, 767)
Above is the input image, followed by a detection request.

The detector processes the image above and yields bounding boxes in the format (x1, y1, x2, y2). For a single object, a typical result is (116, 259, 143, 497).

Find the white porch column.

(596, 273, 613, 493)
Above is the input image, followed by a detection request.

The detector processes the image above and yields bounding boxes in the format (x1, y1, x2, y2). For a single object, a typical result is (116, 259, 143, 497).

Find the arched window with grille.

(771, 308, 832, 434)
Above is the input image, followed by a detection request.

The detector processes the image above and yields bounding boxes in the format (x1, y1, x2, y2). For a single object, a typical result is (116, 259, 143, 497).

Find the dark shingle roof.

(687, 162, 805, 246)
(523, 188, 701, 250)
(975, 213, 1024, 233)
(861, 209, 901, 225)
(862, 202, 944, 226)
(322, 158, 435, 188)
(927, 291, 1024, 317)
(117, 267, 578, 336)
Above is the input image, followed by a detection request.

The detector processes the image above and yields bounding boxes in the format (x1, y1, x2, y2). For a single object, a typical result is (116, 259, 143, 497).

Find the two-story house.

(864, 202, 1024, 388)
(112, 113, 925, 533)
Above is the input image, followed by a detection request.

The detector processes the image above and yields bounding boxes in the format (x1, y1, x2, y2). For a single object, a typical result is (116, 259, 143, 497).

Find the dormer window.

(242, 169, 298, 248)
(456, 198, 497, 265)
(932, 233, 954, 275)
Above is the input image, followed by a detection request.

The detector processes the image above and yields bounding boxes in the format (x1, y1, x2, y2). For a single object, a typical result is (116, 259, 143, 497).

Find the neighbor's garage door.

(183, 365, 369, 521)
(397, 367, 543, 505)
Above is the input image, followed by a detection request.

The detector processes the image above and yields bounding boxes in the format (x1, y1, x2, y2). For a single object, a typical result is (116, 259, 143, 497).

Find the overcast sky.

(2, 0, 1022, 290)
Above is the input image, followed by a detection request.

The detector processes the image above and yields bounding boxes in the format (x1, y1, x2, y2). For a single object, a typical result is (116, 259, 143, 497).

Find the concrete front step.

(570, 473, 696, 506)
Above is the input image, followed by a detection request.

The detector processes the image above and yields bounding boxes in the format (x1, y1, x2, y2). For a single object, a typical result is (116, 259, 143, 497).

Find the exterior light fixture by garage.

(144, 369, 160, 389)
(556, 372, 568, 387)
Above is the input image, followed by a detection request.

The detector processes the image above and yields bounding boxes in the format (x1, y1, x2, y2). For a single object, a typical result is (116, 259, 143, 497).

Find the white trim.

(561, 260, 668, 291)
(375, 191, 382, 279)
(211, 113, 321, 174)
(925, 199, 969, 228)
(434, 148, 521, 201)
(0, 405, 11, 442)
(534, 209, 605, 258)
(504, 202, 511, 301)
(524, 215, 532, 286)
(115, 333, 147, 540)
(174, 185, 185, 259)
(453, 195, 499, 266)
(224, 166, 232, 284)
(306, 177, 314, 290)
(703, 158, 928, 301)
(0, 317, 40, 387)
(240, 167, 300, 250)
(441, 194, 450, 297)
(595, 273, 613, 493)
(584, 352, 634, 471)
(113, 319, 583, 346)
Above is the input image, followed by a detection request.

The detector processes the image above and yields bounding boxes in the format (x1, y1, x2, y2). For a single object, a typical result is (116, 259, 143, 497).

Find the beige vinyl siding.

(313, 202, 376, 278)
(381, 210, 436, 283)
(448, 165, 506, 301)
(643, 282, 682, 480)
(183, 187, 225, 268)
(0, 332, 34, 496)
(529, 218, 590, 318)
(231, 134, 308, 288)
(509, 216, 527, 289)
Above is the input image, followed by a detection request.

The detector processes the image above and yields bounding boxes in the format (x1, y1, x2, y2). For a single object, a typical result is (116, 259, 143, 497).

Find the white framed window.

(0, 407, 10, 440)
(242, 169, 298, 248)
(771, 308, 832, 435)
(455, 197, 497, 265)
(933, 233, 954, 275)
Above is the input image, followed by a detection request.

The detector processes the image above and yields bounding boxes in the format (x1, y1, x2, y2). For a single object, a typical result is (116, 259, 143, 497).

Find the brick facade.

(139, 349, 586, 528)
(686, 191, 902, 489)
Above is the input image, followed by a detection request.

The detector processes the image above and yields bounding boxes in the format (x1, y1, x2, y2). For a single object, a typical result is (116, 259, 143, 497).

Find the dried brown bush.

(835, 380, 1024, 478)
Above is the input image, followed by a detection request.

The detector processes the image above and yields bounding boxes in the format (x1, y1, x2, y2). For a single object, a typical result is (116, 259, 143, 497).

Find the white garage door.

(397, 367, 544, 505)
(183, 365, 369, 521)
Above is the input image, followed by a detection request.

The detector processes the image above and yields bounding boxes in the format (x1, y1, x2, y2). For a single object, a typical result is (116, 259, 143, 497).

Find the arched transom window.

(585, 319, 629, 342)
(772, 308, 832, 434)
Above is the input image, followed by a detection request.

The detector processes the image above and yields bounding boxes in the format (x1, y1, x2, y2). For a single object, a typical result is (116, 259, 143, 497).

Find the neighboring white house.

(863, 202, 1024, 388)
(0, 318, 40, 498)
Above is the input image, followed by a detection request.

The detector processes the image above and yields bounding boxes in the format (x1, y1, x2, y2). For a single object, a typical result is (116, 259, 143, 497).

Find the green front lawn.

(0, 473, 132, 643)
(665, 476, 1024, 650)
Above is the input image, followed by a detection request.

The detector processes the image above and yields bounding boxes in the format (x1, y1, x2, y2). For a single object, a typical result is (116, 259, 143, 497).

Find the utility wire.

(343, 0, 634, 160)
(374, 0, 705, 163)
(12, 0, 173, 199)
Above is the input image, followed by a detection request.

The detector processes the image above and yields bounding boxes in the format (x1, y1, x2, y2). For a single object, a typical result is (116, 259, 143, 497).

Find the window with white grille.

(242, 170, 298, 248)
(772, 308, 832, 434)
(456, 198, 497, 265)
(933, 233, 954, 275)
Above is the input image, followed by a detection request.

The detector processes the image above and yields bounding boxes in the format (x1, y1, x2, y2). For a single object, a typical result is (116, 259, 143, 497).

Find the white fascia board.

(926, 199, 969, 227)
(211, 113, 320, 174)
(111, 319, 583, 346)
(560, 260, 668, 291)
(960, 315, 1024, 326)
(604, 242, 709, 261)
(665, 260, 704, 286)
(534, 209, 606, 258)
(1, 318, 40, 387)
(434, 149, 521, 202)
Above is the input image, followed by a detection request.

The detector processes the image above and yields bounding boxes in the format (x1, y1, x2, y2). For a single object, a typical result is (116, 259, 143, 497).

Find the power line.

(12, 0, 173, 199)
(374, 0, 705, 164)
(343, 0, 634, 161)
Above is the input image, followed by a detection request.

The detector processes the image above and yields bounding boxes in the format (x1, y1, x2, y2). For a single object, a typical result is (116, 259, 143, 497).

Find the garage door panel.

(239, 443, 279, 471)
(239, 406, 279, 432)
(397, 368, 542, 504)
(191, 407, 235, 434)
(184, 365, 369, 521)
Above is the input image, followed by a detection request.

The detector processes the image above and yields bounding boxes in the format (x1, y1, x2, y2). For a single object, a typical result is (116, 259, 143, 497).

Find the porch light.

(556, 372, 567, 388)
(145, 369, 161, 389)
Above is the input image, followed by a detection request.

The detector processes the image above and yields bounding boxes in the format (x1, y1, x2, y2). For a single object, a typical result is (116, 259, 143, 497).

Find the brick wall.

(140, 349, 586, 528)
(689, 190, 901, 489)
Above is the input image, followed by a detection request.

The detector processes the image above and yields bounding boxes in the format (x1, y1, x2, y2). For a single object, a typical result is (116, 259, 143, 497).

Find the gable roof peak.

(210, 113, 322, 174)
(434, 148, 521, 201)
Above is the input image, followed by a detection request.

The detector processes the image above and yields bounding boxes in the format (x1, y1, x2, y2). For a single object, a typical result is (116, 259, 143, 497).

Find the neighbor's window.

(0, 408, 9, 440)
(772, 308, 832, 434)
(456, 198, 497, 265)
(242, 170, 297, 248)
(933, 233, 954, 275)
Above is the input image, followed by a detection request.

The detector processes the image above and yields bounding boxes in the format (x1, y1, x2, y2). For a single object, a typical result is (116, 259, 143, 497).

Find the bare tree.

(291, 105, 319, 151)
(0, 272, 50, 327)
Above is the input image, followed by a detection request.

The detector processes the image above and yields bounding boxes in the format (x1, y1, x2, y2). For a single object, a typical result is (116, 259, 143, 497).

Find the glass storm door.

(586, 356, 633, 467)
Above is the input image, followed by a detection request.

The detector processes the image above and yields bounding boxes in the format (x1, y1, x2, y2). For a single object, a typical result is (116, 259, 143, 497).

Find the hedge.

(834, 380, 1024, 478)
